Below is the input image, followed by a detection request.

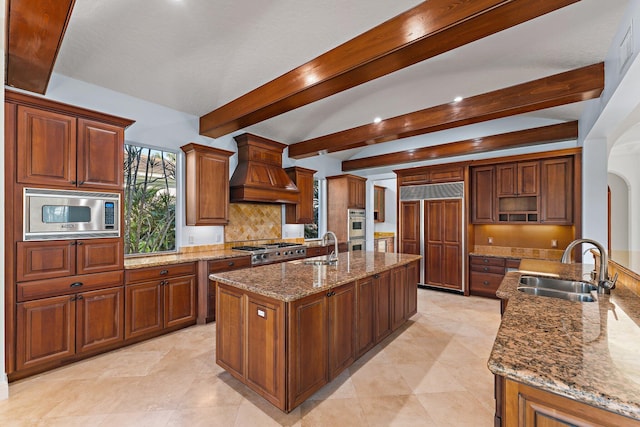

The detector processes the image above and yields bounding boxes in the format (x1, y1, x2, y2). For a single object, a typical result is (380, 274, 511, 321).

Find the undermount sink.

(518, 276, 597, 293)
(517, 275, 596, 302)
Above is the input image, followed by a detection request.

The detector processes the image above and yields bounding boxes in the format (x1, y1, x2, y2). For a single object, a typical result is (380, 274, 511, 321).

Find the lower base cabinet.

(498, 377, 640, 426)
(16, 286, 124, 371)
(215, 261, 418, 412)
(125, 263, 197, 340)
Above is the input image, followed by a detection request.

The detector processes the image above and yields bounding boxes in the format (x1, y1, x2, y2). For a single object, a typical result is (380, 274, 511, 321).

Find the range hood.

(229, 133, 300, 204)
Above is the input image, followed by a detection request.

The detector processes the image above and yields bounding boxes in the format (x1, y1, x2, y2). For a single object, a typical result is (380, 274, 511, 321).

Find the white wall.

(608, 172, 630, 252)
(609, 147, 640, 251)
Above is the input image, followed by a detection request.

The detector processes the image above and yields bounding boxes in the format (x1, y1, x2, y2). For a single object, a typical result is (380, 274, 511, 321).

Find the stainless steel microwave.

(24, 188, 120, 241)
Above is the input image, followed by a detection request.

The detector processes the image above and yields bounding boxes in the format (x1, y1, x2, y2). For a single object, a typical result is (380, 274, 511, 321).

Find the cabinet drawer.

(208, 256, 251, 273)
(469, 272, 504, 298)
(470, 264, 504, 274)
(470, 256, 505, 267)
(125, 262, 196, 283)
(505, 258, 521, 269)
(16, 240, 76, 282)
(305, 246, 329, 257)
(17, 270, 124, 302)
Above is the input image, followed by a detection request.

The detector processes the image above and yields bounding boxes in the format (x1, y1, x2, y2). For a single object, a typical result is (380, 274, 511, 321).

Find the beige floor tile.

(359, 395, 438, 426)
(396, 360, 466, 394)
(307, 368, 357, 401)
(96, 411, 174, 427)
(235, 397, 302, 427)
(349, 361, 413, 397)
(167, 406, 239, 427)
(417, 390, 494, 426)
(300, 397, 367, 427)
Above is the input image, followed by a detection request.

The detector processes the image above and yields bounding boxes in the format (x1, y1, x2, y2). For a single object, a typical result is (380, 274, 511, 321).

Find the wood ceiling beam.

(199, 0, 580, 138)
(6, 0, 76, 94)
(342, 122, 578, 172)
(289, 63, 603, 159)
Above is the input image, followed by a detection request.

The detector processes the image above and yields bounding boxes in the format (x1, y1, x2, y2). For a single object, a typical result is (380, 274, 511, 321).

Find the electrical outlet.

(551, 239, 558, 248)
(188, 235, 195, 244)
(487, 237, 493, 245)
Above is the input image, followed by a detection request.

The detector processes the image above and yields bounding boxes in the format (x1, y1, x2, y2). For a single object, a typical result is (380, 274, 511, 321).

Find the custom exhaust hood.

(229, 133, 300, 204)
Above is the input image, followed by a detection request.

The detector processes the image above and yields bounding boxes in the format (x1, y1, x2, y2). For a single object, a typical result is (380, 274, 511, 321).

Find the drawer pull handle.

(483, 259, 489, 263)
(483, 281, 490, 286)
(228, 261, 234, 266)
(70, 282, 83, 288)
(483, 267, 489, 271)
(160, 269, 169, 275)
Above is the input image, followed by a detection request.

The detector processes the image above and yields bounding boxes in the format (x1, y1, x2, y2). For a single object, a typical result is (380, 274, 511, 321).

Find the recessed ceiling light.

(453, 96, 463, 103)
(373, 117, 382, 124)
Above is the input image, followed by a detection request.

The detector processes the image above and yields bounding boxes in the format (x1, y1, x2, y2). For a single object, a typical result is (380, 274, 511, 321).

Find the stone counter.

(124, 248, 249, 269)
(489, 259, 640, 420)
(210, 251, 421, 302)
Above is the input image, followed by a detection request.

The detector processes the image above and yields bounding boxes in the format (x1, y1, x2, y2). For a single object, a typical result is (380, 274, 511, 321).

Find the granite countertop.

(124, 248, 250, 269)
(489, 259, 640, 420)
(210, 251, 421, 302)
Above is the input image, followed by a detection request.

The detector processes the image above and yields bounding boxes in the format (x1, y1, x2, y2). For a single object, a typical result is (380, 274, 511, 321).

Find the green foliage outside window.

(124, 144, 177, 254)
(304, 179, 319, 239)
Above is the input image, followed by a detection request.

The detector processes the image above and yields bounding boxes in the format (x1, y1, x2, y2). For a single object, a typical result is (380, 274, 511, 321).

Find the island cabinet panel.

(356, 276, 376, 357)
(246, 295, 286, 409)
(206, 256, 252, 322)
(216, 284, 245, 378)
(502, 378, 640, 427)
(391, 266, 408, 330)
(328, 282, 356, 379)
(405, 260, 419, 317)
(374, 270, 393, 342)
(287, 291, 328, 410)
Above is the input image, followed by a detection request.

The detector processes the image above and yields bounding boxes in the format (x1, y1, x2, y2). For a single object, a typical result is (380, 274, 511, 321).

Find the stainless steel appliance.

(232, 242, 307, 266)
(347, 208, 365, 240)
(349, 239, 365, 251)
(24, 188, 120, 241)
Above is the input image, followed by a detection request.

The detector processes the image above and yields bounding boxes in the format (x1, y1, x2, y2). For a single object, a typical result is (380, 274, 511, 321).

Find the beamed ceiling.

(6, 0, 630, 175)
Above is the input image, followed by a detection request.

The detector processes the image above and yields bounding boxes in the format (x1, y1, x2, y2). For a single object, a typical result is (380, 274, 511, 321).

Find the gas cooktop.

(232, 242, 306, 265)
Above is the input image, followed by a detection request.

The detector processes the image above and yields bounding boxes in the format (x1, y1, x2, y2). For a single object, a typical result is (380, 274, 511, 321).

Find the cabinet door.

(540, 157, 573, 224)
(405, 261, 419, 317)
(287, 292, 327, 409)
(472, 166, 495, 223)
(77, 119, 124, 190)
(76, 238, 124, 275)
(246, 295, 286, 409)
(285, 167, 316, 224)
(348, 178, 365, 209)
(391, 266, 407, 330)
(16, 240, 76, 282)
(125, 281, 163, 339)
(16, 106, 77, 187)
(216, 284, 245, 378)
(328, 282, 356, 379)
(373, 186, 385, 222)
(496, 163, 517, 196)
(16, 295, 75, 370)
(399, 201, 420, 254)
(164, 275, 197, 328)
(375, 270, 392, 342)
(356, 277, 376, 358)
(424, 200, 462, 292)
(76, 287, 124, 354)
(517, 161, 539, 196)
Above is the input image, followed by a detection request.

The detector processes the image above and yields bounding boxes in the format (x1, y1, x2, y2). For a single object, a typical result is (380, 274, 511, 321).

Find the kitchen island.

(210, 251, 421, 412)
(490, 259, 640, 426)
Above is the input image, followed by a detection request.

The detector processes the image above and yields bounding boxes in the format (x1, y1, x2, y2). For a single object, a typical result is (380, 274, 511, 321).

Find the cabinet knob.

(78, 181, 85, 186)
(228, 261, 235, 266)
(77, 241, 83, 245)
(374, 274, 380, 279)
(70, 180, 77, 185)
(76, 295, 84, 300)
(483, 267, 489, 271)
(160, 269, 169, 275)
(483, 281, 490, 286)
(483, 259, 489, 263)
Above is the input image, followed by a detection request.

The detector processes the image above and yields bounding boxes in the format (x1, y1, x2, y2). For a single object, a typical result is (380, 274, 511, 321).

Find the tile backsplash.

(225, 203, 281, 242)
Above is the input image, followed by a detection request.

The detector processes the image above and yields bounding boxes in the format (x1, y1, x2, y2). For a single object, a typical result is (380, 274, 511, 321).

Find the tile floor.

(0, 289, 502, 426)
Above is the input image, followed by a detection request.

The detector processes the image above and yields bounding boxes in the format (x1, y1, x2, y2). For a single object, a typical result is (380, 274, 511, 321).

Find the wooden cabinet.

(540, 157, 573, 224)
(424, 199, 463, 292)
(17, 239, 123, 282)
(327, 282, 356, 379)
(469, 256, 520, 298)
(125, 262, 197, 340)
(471, 166, 495, 223)
(327, 174, 366, 241)
(181, 143, 234, 226)
(374, 270, 393, 342)
(16, 285, 124, 371)
(397, 164, 464, 186)
(399, 201, 420, 254)
(374, 236, 395, 253)
(373, 185, 385, 222)
(16, 106, 126, 190)
(356, 276, 376, 357)
(305, 245, 329, 257)
(496, 162, 538, 197)
(206, 256, 251, 322)
(405, 260, 419, 318)
(500, 378, 640, 427)
(285, 167, 316, 224)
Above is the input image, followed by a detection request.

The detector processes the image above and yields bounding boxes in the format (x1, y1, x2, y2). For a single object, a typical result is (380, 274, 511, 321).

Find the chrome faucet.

(322, 231, 339, 264)
(561, 238, 616, 294)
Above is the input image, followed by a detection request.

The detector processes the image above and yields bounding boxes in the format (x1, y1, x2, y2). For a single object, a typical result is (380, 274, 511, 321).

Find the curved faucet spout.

(322, 231, 339, 264)
(561, 238, 615, 294)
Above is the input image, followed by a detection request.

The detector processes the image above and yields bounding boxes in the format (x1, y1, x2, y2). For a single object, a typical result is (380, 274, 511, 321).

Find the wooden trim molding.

(6, 0, 76, 94)
(342, 122, 578, 171)
(199, 0, 579, 138)
(289, 63, 603, 159)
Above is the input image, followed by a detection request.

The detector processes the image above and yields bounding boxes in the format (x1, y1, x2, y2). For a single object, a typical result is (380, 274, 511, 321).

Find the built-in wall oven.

(348, 208, 366, 251)
(24, 188, 120, 241)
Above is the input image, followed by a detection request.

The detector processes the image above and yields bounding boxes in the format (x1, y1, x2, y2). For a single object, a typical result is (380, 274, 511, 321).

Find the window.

(124, 144, 177, 254)
(304, 179, 320, 239)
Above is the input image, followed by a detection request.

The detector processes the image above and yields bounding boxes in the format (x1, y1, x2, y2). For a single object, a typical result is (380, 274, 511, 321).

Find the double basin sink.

(517, 275, 597, 302)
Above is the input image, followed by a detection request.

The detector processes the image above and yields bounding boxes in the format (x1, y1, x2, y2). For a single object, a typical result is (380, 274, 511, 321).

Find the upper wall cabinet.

(181, 143, 234, 226)
(396, 164, 464, 186)
(374, 185, 385, 223)
(17, 108, 126, 190)
(471, 166, 495, 224)
(540, 157, 573, 224)
(285, 167, 316, 224)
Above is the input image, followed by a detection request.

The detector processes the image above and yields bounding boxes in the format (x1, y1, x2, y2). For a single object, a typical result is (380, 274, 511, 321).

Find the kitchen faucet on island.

(322, 231, 339, 265)
(561, 238, 617, 294)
